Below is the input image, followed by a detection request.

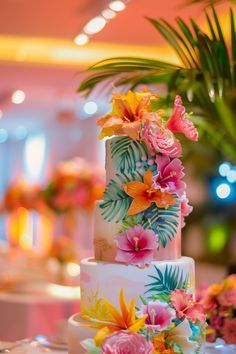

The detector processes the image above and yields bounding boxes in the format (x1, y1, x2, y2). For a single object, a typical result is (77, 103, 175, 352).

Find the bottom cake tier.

(68, 257, 205, 354)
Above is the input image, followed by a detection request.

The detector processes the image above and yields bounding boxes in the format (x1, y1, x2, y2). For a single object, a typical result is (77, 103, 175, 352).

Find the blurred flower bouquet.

(197, 274, 236, 345)
(41, 157, 104, 214)
(1, 180, 44, 213)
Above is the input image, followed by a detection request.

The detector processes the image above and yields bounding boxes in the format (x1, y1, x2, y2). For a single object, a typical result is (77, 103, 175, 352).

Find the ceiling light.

(74, 33, 89, 46)
(84, 16, 107, 35)
(109, 1, 126, 12)
(11, 90, 26, 104)
(83, 101, 98, 115)
(0, 129, 8, 143)
(226, 169, 236, 183)
(102, 9, 117, 19)
(218, 162, 231, 177)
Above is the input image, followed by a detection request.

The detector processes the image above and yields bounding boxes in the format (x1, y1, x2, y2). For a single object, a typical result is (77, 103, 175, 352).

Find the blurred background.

(0, 0, 235, 341)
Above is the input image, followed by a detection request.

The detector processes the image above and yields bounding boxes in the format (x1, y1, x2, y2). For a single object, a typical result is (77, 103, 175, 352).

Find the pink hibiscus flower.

(166, 95, 198, 142)
(141, 112, 182, 158)
(180, 194, 193, 228)
(139, 300, 176, 331)
(217, 288, 236, 308)
(170, 289, 206, 323)
(221, 318, 236, 344)
(101, 330, 154, 354)
(115, 225, 157, 267)
(153, 155, 186, 198)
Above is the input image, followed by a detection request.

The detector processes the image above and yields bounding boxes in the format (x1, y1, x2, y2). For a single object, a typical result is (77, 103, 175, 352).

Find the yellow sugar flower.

(79, 288, 147, 346)
(97, 90, 158, 140)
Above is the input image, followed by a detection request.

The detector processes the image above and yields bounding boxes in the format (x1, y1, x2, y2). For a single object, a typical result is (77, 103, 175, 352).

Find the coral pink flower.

(210, 315, 223, 330)
(101, 330, 154, 354)
(217, 288, 236, 308)
(201, 294, 218, 312)
(180, 194, 193, 228)
(221, 318, 236, 344)
(139, 300, 176, 331)
(115, 225, 157, 267)
(166, 96, 198, 142)
(141, 113, 182, 158)
(153, 155, 186, 198)
(171, 289, 206, 323)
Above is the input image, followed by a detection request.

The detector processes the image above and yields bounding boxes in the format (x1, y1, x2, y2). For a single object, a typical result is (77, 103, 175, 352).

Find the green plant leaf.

(141, 202, 180, 248)
(110, 136, 148, 174)
(145, 265, 189, 297)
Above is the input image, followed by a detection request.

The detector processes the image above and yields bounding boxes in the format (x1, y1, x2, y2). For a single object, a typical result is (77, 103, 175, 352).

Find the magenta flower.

(139, 300, 176, 331)
(101, 330, 154, 354)
(153, 155, 185, 198)
(170, 289, 206, 323)
(115, 225, 157, 267)
(221, 318, 236, 344)
(217, 288, 236, 308)
(180, 194, 193, 228)
(165, 95, 198, 142)
(141, 113, 182, 158)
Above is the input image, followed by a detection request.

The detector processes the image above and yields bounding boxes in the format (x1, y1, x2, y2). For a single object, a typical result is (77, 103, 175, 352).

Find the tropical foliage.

(78, 7, 236, 164)
(110, 136, 148, 174)
(145, 265, 189, 298)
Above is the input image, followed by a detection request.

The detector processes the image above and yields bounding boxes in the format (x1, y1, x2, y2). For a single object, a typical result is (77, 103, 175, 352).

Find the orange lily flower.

(97, 91, 158, 140)
(123, 170, 176, 215)
(80, 288, 147, 346)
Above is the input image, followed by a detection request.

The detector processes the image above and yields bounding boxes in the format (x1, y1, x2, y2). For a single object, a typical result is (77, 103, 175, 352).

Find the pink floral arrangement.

(197, 274, 236, 344)
(80, 288, 206, 354)
(42, 157, 105, 213)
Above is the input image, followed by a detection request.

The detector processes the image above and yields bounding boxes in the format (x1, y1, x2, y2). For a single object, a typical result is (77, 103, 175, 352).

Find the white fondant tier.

(68, 256, 195, 354)
(80, 257, 195, 310)
(94, 200, 181, 262)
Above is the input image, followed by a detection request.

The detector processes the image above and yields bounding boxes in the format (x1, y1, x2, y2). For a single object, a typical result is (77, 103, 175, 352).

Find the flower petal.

(143, 169, 154, 187)
(126, 196, 151, 215)
(123, 181, 148, 198)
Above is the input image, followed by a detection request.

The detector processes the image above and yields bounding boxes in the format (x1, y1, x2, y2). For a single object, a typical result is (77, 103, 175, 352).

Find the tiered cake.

(68, 91, 205, 354)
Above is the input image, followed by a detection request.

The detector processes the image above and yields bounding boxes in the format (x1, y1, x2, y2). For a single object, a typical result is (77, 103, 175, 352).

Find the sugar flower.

(123, 169, 176, 215)
(139, 300, 176, 331)
(141, 114, 182, 158)
(153, 155, 185, 198)
(171, 289, 206, 323)
(115, 225, 157, 267)
(221, 318, 236, 344)
(97, 91, 158, 140)
(80, 289, 147, 346)
(100, 330, 154, 354)
(165, 95, 198, 142)
(166, 319, 198, 354)
(180, 194, 193, 228)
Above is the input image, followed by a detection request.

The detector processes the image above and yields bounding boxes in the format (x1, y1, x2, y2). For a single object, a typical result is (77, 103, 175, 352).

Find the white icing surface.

(80, 257, 195, 309)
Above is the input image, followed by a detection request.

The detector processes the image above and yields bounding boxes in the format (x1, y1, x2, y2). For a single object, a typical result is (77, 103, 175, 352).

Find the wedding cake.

(68, 91, 206, 354)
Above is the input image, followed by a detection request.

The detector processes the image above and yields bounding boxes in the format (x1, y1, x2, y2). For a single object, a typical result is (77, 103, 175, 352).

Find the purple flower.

(101, 330, 154, 354)
(153, 154, 186, 198)
(115, 225, 157, 267)
(139, 300, 176, 331)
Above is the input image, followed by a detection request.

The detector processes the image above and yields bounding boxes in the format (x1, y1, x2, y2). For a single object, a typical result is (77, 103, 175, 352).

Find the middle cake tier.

(80, 256, 195, 313)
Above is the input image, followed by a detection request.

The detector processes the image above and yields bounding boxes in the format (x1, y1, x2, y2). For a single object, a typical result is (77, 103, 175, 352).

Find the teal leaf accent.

(141, 202, 180, 247)
(118, 214, 144, 232)
(100, 171, 143, 223)
(110, 136, 148, 174)
(145, 265, 189, 297)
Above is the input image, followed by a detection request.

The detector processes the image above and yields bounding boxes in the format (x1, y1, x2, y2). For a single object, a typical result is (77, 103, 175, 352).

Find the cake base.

(68, 313, 96, 354)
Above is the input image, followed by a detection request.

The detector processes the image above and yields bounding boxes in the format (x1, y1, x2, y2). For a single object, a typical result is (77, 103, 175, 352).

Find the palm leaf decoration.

(142, 203, 180, 248)
(110, 136, 148, 174)
(100, 171, 143, 223)
(145, 265, 189, 297)
(78, 7, 236, 164)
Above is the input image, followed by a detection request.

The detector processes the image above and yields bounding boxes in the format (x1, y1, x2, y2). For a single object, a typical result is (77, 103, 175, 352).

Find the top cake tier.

(96, 91, 198, 267)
